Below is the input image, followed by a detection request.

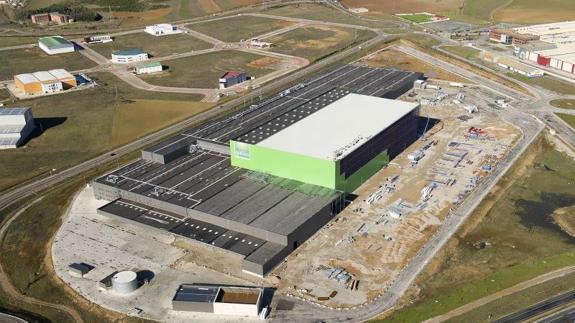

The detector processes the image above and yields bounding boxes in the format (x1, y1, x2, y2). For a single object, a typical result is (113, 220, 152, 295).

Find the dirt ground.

(493, 0, 575, 23)
(360, 48, 469, 83)
(271, 86, 520, 308)
(553, 206, 575, 238)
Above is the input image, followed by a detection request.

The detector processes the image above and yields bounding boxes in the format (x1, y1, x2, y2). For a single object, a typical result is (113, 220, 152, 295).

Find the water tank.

(112, 271, 138, 294)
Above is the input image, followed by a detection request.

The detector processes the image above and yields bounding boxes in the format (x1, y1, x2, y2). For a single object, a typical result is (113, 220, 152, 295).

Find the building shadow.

(136, 270, 155, 285)
(417, 116, 441, 137)
(21, 117, 67, 145)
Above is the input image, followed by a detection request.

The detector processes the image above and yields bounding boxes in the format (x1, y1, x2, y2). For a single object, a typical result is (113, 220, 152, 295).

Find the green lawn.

(0, 47, 96, 81)
(550, 99, 575, 110)
(441, 45, 481, 60)
(268, 25, 374, 61)
(376, 138, 575, 322)
(188, 15, 293, 42)
(90, 32, 211, 59)
(142, 50, 276, 88)
(0, 72, 207, 192)
(556, 113, 575, 129)
(507, 74, 575, 95)
(398, 14, 434, 24)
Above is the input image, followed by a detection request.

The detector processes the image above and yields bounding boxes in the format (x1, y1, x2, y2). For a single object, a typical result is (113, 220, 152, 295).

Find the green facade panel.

(335, 150, 389, 192)
(230, 141, 338, 189)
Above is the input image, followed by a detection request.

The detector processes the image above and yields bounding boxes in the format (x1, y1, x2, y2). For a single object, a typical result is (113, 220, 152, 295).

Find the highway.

(495, 290, 575, 323)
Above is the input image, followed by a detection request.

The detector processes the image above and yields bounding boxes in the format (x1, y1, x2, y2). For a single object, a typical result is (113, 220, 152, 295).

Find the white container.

(112, 271, 138, 294)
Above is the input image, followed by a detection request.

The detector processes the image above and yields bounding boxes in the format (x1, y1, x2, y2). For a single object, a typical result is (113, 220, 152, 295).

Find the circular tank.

(112, 271, 138, 294)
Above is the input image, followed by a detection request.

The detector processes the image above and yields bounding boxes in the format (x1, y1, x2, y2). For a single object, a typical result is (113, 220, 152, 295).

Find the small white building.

(0, 107, 36, 149)
(38, 36, 75, 55)
(144, 24, 182, 36)
(111, 48, 148, 64)
(134, 61, 163, 74)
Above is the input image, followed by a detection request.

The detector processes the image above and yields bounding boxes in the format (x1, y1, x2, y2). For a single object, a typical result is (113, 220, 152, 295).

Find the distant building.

(134, 61, 163, 75)
(497, 56, 544, 78)
(489, 28, 539, 45)
(144, 24, 182, 36)
(31, 12, 71, 25)
(172, 285, 263, 318)
(219, 71, 248, 89)
(111, 48, 149, 64)
(84, 35, 112, 44)
(14, 69, 77, 95)
(38, 36, 75, 55)
(0, 107, 35, 149)
(248, 38, 272, 48)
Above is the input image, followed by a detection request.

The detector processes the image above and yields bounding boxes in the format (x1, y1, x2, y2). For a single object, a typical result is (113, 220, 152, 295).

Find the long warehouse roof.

(257, 93, 419, 161)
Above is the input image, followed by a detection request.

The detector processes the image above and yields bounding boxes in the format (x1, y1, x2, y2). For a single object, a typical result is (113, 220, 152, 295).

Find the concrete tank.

(112, 271, 138, 294)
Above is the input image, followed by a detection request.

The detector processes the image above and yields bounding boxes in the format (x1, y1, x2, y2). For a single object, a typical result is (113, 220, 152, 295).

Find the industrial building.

(144, 24, 182, 36)
(31, 12, 72, 25)
(134, 61, 163, 75)
(111, 48, 149, 64)
(92, 65, 423, 276)
(219, 71, 248, 89)
(496, 56, 544, 78)
(38, 36, 75, 55)
(84, 35, 112, 44)
(172, 285, 263, 317)
(0, 107, 35, 149)
(489, 28, 539, 45)
(511, 21, 575, 75)
(14, 69, 77, 95)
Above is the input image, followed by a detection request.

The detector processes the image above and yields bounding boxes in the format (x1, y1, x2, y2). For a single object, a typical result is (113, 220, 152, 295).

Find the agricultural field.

(267, 25, 374, 62)
(90, 32, 211, 58)
(188, 15, 293, 42)
(556, 113, 575, 129)
(492, 0, 575, 24)
(0, 73, 208, 192)
(0, 48, 96, 81)
(361, 48, 468, 83)
(141, 50, 278, 88)
(172, 0, 260, 20)
(342, 0, 461, 15)
(377, 136, 575, 322)
(550, 99, 575, 110)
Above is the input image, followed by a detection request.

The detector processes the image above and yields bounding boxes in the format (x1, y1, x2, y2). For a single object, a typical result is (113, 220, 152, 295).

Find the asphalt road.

(495, 291, 575, 323)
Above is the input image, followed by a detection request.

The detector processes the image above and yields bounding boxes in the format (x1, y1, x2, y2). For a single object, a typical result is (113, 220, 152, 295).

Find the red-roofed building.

(219, 71, 248, 89)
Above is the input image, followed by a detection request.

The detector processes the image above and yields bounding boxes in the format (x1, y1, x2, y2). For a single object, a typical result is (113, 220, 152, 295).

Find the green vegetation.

(189, 15, 292, 43)
(0, 72, 208, 192)
(492, 0, 575, 24)
(441, 45, 480, 60)
(377, 137, 575, 322)
(268, 25, 374, 61)
(507, 74, 575, 95)
(0, 88, 11, 101)
(17, 1, 102, 21)
(142, 50, 276, 88)
(556, 113, 575, 129)
(90, 32, 211, 58)
(402, 33, 441, 49)
(448, 270, 575, 322)
(0, 36, 38, 47)
(0, 48, 96, 81)
(0, 157, 151, 323)
(550, 99, 575, 110)
(398, 14, 433, 23)
(460, 0, 507, 22)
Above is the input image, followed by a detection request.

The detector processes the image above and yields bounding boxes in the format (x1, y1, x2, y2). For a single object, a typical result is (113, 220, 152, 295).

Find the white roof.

(15, 73, 38, 84)
(514, 21, 575, 36)
(48, 69, 74, 80)
(32, 71, 57, 83)
(257, 94, 419, 161)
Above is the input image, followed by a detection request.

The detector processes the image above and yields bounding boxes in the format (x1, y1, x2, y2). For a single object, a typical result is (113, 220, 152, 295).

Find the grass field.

(0, 47, 96, 81)
(188, 15, 293, 42)
(398, 14, 434, 23)
(550, 99, 575, 110)
(142, 50, 277, 88)
(267, 25, 374, 62)
(341, 0, 461, 15)
(90, 32, 211, 58)
(0, 36, 38, 47)
(0, 88, 11, 101)
(460, 0, 508, 23)
(377, 137, 575, 322)
(362, 48, 468, 82)
(556, 113, 575, 129)
(493, 0, 575, 23)
(0, 72, 209, 192)
(441, 45, 481, 60)
(507, 74, 575, 96)
(0, 160, 152, 323)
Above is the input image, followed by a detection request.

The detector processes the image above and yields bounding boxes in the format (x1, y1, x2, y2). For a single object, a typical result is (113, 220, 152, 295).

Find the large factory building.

(92, 65, 423, 276)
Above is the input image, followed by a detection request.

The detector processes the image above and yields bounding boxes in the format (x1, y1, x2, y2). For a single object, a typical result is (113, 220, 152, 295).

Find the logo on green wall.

(234, 142, 251, 160)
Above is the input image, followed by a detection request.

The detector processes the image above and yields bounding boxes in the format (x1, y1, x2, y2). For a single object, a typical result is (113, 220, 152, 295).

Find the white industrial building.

(144, 24, 182, 36)
(172, 285, 263, 318)
(111, 48, 149, 64)
(0, 107, 36, 149)
(38, 36, 75, 55)
(512, 21, 575, 75)
(134, 61, 163, 75)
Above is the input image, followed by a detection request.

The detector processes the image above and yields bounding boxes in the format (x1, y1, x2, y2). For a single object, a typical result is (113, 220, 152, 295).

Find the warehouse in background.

(219, 71, 248, 89)
(38, 36, 75, 55)
(111, 48, 149, 64)
(172, 285, 263, 318)
(134, 61, 163, 75)
(0, 107, 36, 149)
(14, 69, 77, 95)
(145, 24, 182, 36)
